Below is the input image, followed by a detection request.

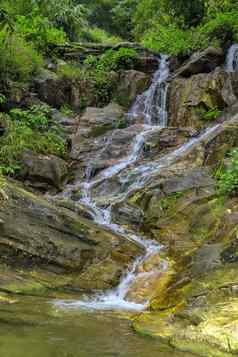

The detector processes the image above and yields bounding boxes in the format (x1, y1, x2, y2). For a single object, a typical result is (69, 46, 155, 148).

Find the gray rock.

(21, 150, 68, 190)
(173, 47, 224, 78)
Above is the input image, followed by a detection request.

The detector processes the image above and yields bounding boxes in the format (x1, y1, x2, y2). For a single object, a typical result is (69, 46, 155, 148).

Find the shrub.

(15, 14, 67, 51)
(0, 29, 43, 84)
(216, 149, 238, 195)
(57, 63, 84, 80)
(0, 106, 66, 175)
(83, 27, 121, 44)
(142, 23, 195, 55)
(198, 10, 238, 46)
(84, 48, 139, 72)
(9, 103, 52, 130)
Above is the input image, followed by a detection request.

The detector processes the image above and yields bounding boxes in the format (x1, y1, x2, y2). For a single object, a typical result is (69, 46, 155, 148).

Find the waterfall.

(54, 45, 238, 312)
(129, 54, 170, 126)
(226, 44, 238, 73)
(55, 54, 171, 311)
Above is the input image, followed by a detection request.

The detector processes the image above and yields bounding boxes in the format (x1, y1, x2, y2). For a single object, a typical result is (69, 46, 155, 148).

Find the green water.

(0, 296, 194, 357)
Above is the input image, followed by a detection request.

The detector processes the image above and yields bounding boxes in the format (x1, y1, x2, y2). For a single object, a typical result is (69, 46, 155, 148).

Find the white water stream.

(56, 46, 238, 311)
(56, 55, 170, 311)
(226, 43, 238, 72)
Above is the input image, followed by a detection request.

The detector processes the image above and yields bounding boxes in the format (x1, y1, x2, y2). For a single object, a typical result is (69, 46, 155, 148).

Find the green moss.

(159, 192, 184, 212)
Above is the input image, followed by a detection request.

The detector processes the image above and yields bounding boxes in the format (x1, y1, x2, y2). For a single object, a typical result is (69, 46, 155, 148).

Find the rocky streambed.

(1, 44, 238, 356)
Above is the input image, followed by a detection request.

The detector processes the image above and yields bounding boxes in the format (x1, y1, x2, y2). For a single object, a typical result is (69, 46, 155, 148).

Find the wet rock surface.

(2, 45, 238, 357)
(0, 181, 142, 294)
(114, 70, 150, 108)
(168, 67, 237, 129)
(129, 115, 238, 356)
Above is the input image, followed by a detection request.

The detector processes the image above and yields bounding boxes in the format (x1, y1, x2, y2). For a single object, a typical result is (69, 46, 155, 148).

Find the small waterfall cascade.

(55, 54, 171, 311)
(55, 45, 238, 311)
(226, 44, 238, 72)
(129, 54, 170, 126)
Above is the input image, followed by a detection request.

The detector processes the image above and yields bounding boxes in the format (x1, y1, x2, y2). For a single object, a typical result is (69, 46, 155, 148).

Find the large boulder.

(20, 150, 68, 191)
(34, 69, 117, 110)
(72, 103, 125, 139)
(0, 180, 142, 295)
(173, 47, 224, 78)
(168, 67, 238, 128)
(71, 124, 145, 180)
(114, 70, 150, 108)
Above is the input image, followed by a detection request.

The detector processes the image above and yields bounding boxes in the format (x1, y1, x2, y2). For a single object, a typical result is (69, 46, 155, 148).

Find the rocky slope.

(1, 43, 238, 356)
(0, 180, 142, 295)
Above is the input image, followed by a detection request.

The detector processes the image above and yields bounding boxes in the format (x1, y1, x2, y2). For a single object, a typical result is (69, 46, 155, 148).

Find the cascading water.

(55, 54, 171, 311)
(55, 46, 238, 311)
(226, 44, 238, 72)
(129, 55, 170, 126)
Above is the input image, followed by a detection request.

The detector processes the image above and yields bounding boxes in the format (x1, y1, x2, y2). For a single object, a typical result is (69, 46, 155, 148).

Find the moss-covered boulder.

(133, 192, 238, 356)
(113, 70, 150, 108)
(168, 67, 237, 129)
(0, 180, 142, 296)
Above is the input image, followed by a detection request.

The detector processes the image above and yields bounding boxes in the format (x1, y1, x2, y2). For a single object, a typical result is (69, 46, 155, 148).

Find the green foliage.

(83, 48, 139, 104)
(198, 10, 238, 45)
(84, 27, 121, 44)
(0, 94, 6, 104)
(0, 29, 43, 84)
(38, 0, 88, 41)
(142, 23, 195, 55)
(84, 48, 139, 72)
(9, 103, 52, 130)
(60, 104, 74, 117)
(134, 0, 238, 55)
(159, 192, 184, 211)
(111, 0, 138, 38)
(0, 106, 66, 176)
(203, 107, 222, 121)
(57, 62, 84, 80)
(216, 149, 238, 195)
(15, 14, 67, 51)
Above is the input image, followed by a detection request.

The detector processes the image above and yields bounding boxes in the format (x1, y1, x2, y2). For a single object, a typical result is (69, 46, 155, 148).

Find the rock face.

(72, 103, 126, 140)
(34, 69, 100, 109)
(0, 181, 142, 294)
(71, 123, 144, 180)
(173, 47, 224, 77)
(168, 67, 238, 128)
(20, 150, 68, 191)
(70, 103, 150, 179)
(114, 70, 150, 108)
(125, 116, 238, 356)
